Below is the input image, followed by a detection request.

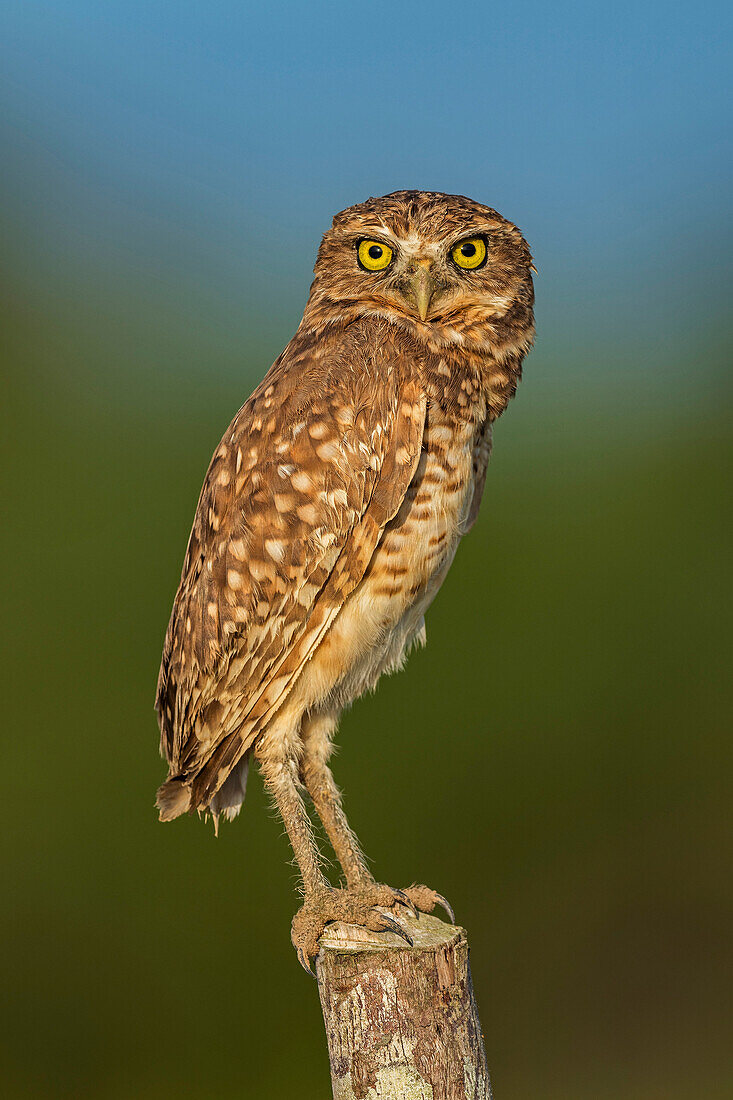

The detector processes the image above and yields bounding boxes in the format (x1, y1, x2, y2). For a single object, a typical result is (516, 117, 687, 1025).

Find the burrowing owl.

(155, 191, 534, 968)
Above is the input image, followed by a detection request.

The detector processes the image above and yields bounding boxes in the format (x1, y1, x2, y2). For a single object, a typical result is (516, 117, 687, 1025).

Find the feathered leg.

(299, 712, 372, 888)
(256, 708, 453, 971)
(256, 725, 328, 901)
(298, 711, 454, 950)
(256, 712, 415, 971)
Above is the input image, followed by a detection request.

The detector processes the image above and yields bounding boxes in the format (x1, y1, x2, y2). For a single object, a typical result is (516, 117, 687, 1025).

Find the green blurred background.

(2, 3, 731, 1097)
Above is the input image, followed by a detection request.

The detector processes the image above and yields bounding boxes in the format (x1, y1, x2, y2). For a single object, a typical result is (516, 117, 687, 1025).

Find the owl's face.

(306, 191, 534, 352)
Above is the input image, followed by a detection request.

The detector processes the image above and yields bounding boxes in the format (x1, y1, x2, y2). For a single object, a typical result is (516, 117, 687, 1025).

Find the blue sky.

(2, 0, 731, 396)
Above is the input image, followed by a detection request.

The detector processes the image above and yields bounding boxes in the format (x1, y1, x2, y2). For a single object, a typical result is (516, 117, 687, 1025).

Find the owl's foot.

(400, 883, 455, 924)
(291, 884, 416, 974)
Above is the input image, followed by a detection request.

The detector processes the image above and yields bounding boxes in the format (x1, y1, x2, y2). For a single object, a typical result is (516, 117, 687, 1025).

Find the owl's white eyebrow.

(446, 227, 491, 246)
(358, 226, 398, 242)
(357, 226, 491, 255)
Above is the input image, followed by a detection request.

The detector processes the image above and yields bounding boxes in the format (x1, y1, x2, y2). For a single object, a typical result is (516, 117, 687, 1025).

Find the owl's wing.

(464, 417, 493, 532)
(156, 331, 426, 818)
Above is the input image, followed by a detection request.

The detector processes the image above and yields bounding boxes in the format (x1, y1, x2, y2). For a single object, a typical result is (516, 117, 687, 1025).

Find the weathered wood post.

(315, 911, 492, 1099)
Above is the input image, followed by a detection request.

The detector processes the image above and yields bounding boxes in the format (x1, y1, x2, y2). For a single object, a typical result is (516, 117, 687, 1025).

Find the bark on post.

(315, 912, 492, 1100)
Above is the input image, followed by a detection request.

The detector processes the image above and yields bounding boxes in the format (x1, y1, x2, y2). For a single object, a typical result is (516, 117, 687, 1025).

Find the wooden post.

(315, 911, 492, 1100)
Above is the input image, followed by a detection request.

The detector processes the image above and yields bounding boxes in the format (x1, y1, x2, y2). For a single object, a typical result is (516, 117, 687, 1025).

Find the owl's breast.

(372, 408, 477, 597)
(293, 405, 479, 714)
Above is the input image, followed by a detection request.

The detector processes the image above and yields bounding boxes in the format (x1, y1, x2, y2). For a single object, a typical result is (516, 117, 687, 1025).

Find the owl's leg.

(255, 719, 328, 900)
(299, 711, 456, 940)
(256, 715, 413, 973)
(299, 711, 372, 889)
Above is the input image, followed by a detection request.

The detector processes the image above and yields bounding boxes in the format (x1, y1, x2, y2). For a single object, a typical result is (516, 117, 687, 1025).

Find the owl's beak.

(406, 263, 439, 322)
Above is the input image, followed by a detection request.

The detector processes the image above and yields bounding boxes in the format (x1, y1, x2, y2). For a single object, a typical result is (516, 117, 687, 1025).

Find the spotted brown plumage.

(155, 191, 534, 968)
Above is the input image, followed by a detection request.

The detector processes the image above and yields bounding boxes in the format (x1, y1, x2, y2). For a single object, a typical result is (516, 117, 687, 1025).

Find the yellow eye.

(451, 236, 487, 270)
(357, 239, 394, 272)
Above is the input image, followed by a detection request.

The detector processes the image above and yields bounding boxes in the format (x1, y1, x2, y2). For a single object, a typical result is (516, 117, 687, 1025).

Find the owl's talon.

(291, 884, 425, 970)
(373, 913, 414, 945)
(434, 893, 455, 924)
(296, 946, 315, 977)
(399, 884, 456, 923)
(392, 888, 419, 918)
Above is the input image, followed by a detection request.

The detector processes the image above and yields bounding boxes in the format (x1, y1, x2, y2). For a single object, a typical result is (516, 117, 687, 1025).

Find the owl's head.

(304, 191, 534, 355)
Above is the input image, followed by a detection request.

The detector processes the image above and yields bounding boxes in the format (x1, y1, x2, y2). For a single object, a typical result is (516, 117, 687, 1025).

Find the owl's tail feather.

(156, 752, 251, 832)
(208, 754, 250, 825)
(156, 776, 193, 821)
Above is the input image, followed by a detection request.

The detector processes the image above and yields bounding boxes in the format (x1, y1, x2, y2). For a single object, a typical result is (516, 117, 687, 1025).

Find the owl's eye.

(450, 236, 487, 271)
(357, 239, 394, 272)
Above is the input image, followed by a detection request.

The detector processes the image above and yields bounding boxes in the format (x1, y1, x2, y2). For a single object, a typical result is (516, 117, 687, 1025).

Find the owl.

(155, 191, 534, 969)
